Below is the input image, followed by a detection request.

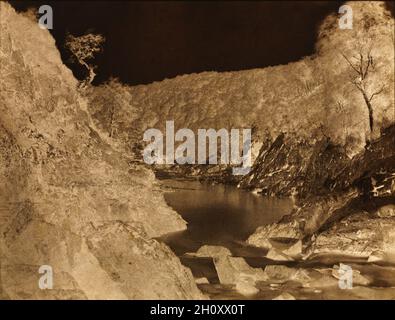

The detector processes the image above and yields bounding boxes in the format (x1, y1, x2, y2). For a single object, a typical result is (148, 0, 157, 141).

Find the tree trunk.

(362, 91, 374, 132)
(79, 60, 95, 86)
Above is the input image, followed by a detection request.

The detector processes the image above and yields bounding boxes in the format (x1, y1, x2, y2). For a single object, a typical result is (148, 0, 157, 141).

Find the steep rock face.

(239, 134, 349, 197)
(247, 125, 395, 248)
(242, 1, 394, 194)
(243, 2, 395, 252)
(0, 2, 203, 299)
(308, 211, 395, 259)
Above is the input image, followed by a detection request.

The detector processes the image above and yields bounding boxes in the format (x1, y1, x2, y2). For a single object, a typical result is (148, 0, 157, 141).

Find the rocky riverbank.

(0, 2, 204, 299)
(247, 125, 395, 258)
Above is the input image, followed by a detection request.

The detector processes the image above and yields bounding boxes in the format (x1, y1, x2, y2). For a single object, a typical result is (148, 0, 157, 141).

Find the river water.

(158, 179, 395, 300)
(159, 179, 293, 256)
(158, 179, 295, 299)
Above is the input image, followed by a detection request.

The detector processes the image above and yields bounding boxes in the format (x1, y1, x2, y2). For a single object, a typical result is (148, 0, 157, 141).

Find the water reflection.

(159, 179, 293, 256)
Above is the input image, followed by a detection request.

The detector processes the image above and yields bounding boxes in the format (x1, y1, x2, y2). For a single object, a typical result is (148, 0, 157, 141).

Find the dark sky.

(10, 1, 375, 86)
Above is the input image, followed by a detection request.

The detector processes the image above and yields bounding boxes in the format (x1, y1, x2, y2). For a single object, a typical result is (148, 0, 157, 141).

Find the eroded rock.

(376, 204, 395, 218)
(308, 212, 395, 260)
(263, 265, 311, 284)
(272, 292, 296, 300)
(265, 248, 294, 262)
(247, 221, 302, 248)
(189, 245, 232, 258)
(0, 2, 202, 299)
(214, 256, 267, 285)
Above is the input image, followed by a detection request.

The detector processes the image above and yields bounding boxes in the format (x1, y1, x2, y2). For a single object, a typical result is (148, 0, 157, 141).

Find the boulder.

(214, 256, 267, 285)
(265, 248, 294, 262)
(376, 204, 395, 218)
(282, 240, 303, 259)
(235, 276, 260, 296)
(190, 245, 232, 258)
(195, 277, 209, 284)
(247, 221, 302, 248)
(332, 264, 371, 287)
(272, 292, 296, 300)
(263, 265, 311, 284)
(309, 212, 395, 259)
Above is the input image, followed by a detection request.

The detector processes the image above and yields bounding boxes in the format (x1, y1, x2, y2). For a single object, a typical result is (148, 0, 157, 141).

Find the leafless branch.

(341, 47, 382, 134)
(369, 85, 385, 102)
(341, 52, 360, 75)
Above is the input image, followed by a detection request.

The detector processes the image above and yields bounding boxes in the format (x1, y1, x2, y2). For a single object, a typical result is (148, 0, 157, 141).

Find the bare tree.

(341, 49, 385, 133)
(65, 33, 105, 87)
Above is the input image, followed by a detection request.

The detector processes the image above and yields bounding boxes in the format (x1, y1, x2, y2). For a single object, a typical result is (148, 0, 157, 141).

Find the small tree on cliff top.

(341, 48, 385, 136)
(65, 33, 105, 87)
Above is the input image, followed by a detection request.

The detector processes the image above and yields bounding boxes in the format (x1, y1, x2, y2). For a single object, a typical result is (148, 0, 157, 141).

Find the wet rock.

(206, 254, 267, 297)
(189, 245, 268, 292)
(332, 264, 371, 287)
(283, 240, 303, 259)
(247, 221, 302, 248)
(265, 248, 294, 262)
(263, 265, 311, 284)
(214, 256, 267, 285)
(343, 287, 395, 300)
(235, 284, 259, 296)
(195, 277, 209, 284)
(262, 264, 371, 290)
(242, 114, 395, 203)
(376, 204, 395, 218)
(263, 265, 297, 282)
(303, 273, 339, 289)
(235, 276, 260, 296)
(272, 292, 296, 300)
(367, 251, 385, 263)
(367, 251, 395, 264)
(190, 245, 232, 258)
(308, 212, 395, 259)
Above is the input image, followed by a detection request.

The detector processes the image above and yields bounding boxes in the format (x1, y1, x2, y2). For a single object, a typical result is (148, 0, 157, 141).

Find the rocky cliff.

(240, 2, 395, 261)
(239, 1, 394, 196)
(87, 2, 393, 188)
(248, 125, 395, 247)
(0, 2, 204, 299)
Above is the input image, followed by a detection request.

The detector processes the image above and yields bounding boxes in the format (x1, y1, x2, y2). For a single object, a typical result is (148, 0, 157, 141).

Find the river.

(158, 179, 395, 300)
(158, 179, 294, 299)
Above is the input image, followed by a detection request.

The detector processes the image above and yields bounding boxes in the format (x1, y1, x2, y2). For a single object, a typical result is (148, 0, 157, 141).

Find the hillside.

(88, 1, 393, 160)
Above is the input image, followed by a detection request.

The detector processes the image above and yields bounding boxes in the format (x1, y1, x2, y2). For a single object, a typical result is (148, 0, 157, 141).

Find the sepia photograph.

(0, 0, 395, 312)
